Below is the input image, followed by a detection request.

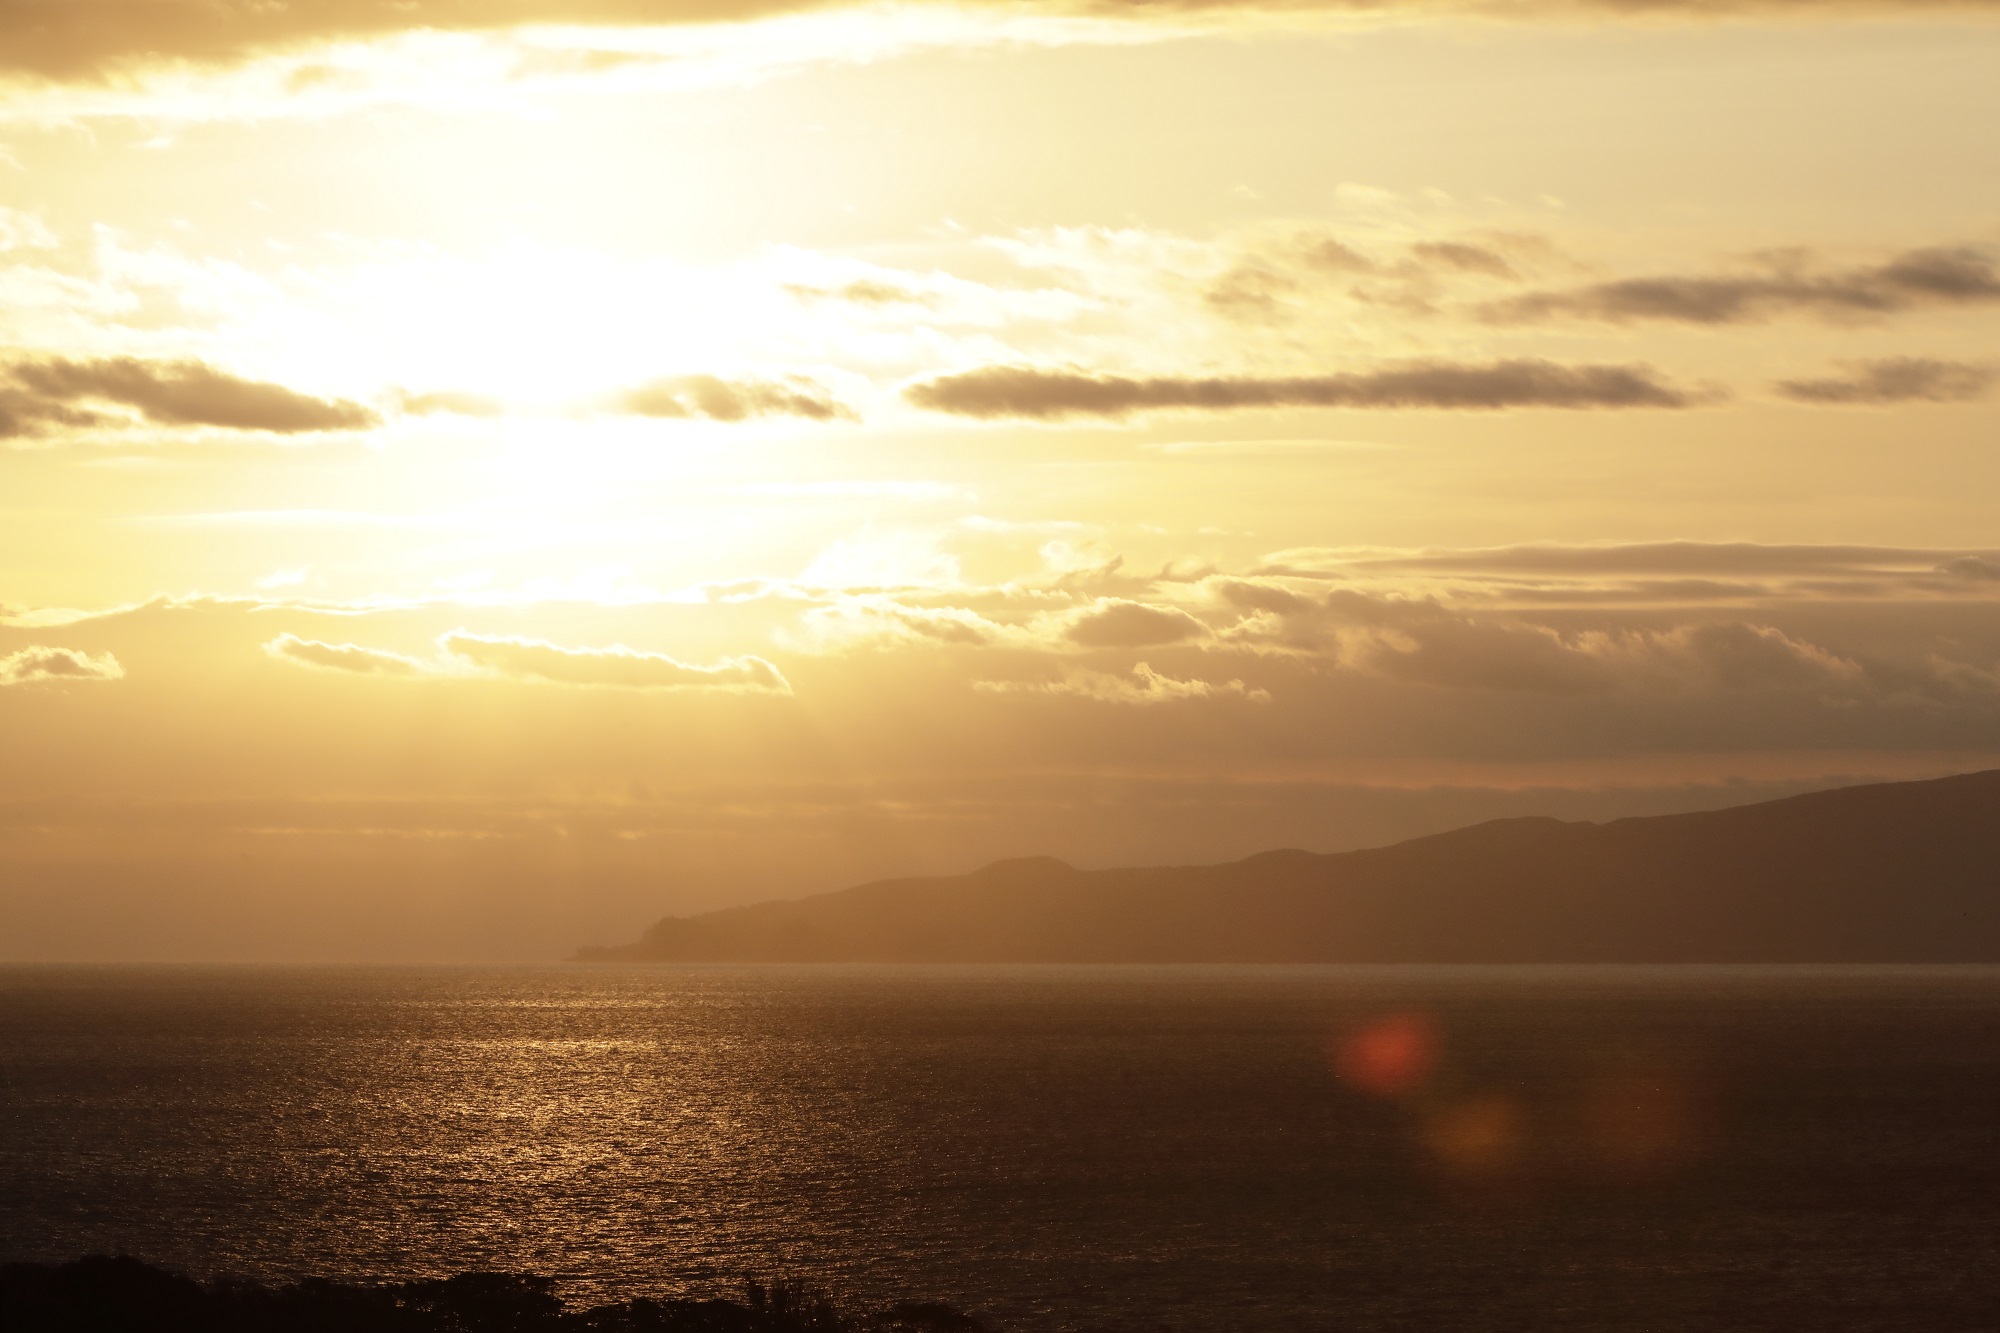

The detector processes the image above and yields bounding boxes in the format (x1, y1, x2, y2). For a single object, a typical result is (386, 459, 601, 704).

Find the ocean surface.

(2, 965, 1998, 1331)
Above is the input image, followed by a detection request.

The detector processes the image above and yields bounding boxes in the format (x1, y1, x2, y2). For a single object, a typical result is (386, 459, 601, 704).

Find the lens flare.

(1334, 1010, 1439, 1099)
(1421, 1092, 1525, 1180)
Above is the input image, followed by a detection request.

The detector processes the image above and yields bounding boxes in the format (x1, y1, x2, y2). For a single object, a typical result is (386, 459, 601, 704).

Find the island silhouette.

(579, 769, 2000, 964)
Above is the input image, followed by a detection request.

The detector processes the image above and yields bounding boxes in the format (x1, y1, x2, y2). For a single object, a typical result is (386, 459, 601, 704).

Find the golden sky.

(4, 0, 2000, 958)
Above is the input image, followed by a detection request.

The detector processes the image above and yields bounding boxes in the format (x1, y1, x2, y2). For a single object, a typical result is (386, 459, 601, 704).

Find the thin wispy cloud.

(1775, 358, 1996, 405)
(976, 662, 1267, 705)
(440, 631, 792, 692)
(264, 633, 429, 676)
(612, 374, 849, 423)
(784, 279, 938, 308)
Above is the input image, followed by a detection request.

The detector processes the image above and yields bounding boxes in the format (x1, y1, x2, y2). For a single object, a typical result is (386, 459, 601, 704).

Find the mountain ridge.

(577, 769, 2000, 964)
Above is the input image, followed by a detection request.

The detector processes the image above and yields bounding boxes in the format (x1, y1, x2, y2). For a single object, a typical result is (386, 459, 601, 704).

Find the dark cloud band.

(0, 356, 377, 438)
(905, 358, 1703, 419)
(1479, 246, 2000, 327)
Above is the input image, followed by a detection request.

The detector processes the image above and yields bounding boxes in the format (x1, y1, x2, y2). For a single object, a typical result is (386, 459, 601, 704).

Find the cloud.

(8, 0, 2000, 82)
(784, 279, 936, 307)
(613, 374, 848, 423)
(1479, 245, 2000, 326)
(0, 206, 58, 252)
(440, 631, 791, 692)
(1205, 231, 1529, 318)
(1305, 596, 1636, 693)
(1256, 540, 2000, 589)
(264, 633, 428, 676)
(1941, 555, 2000, 583)
(211, 613, 810, 697)
(905, 358, 1702, 419)
(976, 662, 1267, 705)
(784, 569, 1884, 700)
(392, 389, 504, 417)
(789, 584, 1223, 658)
(1408, 240, 1517, 280)
(0, 387, 101, 439)
(1653, 621, 1864, 692)
(1218, 589, 1867, 696)
(1065, 598, 1211, 647)
(1214, 579, 1320, 616)
(1358, 541, 2000, 607)
(0, 357, 377, 438)
(755, 542, 2000, 692)
(1775, 358, 1997, 405)
(0, 645, 123, 685)
(0, 0, 788, 79)
(797, 598, 1014, 651)
(1202, 265, 1309, 318)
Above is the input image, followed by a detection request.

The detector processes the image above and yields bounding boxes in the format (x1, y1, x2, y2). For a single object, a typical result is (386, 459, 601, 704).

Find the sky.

(3, 0, 2000, 960)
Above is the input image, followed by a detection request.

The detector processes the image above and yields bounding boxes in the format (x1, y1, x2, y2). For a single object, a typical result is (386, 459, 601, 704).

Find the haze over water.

(5, 965, 1999, 1331)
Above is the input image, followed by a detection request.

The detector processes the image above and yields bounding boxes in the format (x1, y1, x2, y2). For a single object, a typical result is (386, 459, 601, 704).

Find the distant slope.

(577, 770, 2000, 963)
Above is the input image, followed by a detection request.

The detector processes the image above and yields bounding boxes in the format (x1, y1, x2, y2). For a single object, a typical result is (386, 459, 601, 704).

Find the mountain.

(577, 770, 2000, 963)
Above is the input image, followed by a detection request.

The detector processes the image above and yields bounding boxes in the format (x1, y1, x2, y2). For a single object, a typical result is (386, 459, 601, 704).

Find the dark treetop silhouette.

(0, 1257, 983, 1333)
(580, 769, 2000, 964)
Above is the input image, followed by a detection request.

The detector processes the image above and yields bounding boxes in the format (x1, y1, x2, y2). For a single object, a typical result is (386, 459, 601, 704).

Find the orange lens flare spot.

(1422, 1092, 1525, 1179)
(1334, 1010, 1439, 1099)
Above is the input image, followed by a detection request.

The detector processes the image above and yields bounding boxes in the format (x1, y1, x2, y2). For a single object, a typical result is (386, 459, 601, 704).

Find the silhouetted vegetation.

(0, 1256, 987, 1333)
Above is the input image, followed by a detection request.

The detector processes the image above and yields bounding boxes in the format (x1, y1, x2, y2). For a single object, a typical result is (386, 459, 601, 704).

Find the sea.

(2, 964, 1998, 1331)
